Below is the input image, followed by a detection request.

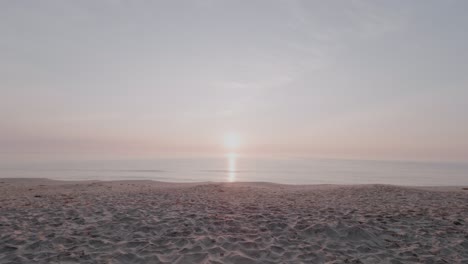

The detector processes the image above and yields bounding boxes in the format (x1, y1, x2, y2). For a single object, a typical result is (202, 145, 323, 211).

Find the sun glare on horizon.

(224, 132, 241, 150)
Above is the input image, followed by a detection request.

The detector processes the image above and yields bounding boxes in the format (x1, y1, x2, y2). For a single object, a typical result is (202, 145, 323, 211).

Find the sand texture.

(0, 178, 467, 263)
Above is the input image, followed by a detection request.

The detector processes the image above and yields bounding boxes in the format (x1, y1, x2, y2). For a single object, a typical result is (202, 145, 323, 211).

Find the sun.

(224, 132, 241, 150)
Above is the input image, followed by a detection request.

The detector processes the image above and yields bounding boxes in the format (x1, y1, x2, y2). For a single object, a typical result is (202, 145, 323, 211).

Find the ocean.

(1, 157, 468, 186)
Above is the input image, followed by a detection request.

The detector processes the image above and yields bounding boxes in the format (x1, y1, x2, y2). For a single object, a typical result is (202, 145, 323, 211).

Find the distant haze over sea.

(1, 157, 467, 186)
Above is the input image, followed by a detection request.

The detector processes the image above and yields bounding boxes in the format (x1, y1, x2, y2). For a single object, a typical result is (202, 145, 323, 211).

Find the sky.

(1, 0, 468, 162)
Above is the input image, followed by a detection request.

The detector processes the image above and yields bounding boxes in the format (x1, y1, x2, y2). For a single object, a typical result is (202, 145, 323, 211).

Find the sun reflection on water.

(227, 153, 237, 182)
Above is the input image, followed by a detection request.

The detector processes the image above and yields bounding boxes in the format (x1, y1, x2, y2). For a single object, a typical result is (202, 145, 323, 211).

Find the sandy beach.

(0, 179, 467, 264)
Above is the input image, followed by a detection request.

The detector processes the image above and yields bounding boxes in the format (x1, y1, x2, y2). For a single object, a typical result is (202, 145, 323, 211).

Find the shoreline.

(1, 178, 467, 263)
(1, 177, 468, 193)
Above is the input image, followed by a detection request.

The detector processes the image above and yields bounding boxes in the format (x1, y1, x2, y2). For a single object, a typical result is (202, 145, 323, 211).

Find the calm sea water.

(1, 157, 468, 186)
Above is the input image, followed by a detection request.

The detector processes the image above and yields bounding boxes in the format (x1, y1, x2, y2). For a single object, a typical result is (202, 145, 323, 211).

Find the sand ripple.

(0, 179, 467, 263)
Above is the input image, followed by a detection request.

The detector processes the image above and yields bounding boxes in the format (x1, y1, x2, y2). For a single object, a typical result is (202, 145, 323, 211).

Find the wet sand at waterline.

(0, 179, 467, 263)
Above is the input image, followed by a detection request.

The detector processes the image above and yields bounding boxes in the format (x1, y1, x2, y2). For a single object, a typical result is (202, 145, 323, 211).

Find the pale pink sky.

(1, 1, 468, 162)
